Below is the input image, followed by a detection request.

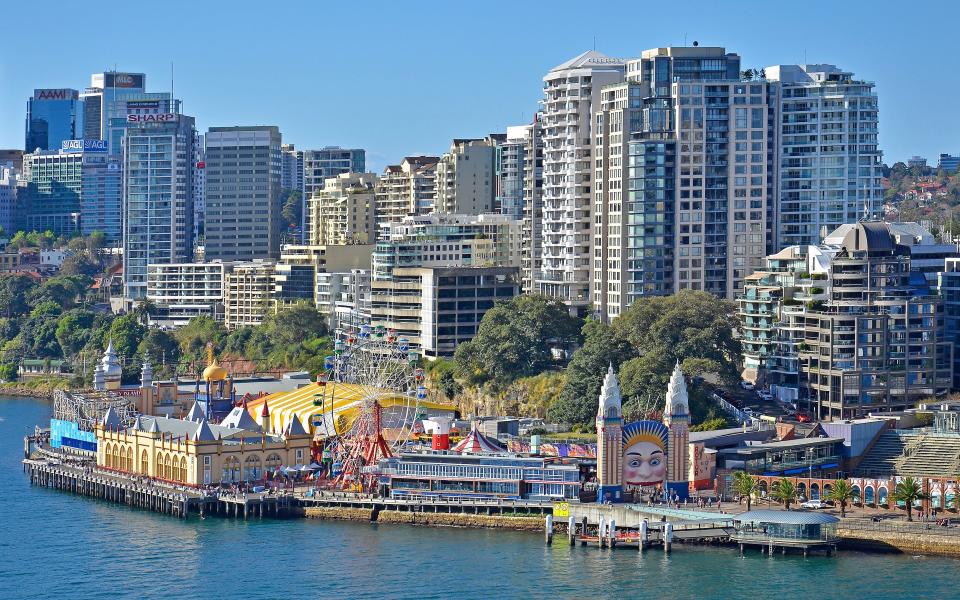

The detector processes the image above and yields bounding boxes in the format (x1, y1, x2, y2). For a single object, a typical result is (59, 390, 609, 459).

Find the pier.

(23, 459, 296, 520)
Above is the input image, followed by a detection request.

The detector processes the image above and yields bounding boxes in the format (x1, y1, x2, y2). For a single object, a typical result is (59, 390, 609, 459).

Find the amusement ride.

(312, 324, 428, 492)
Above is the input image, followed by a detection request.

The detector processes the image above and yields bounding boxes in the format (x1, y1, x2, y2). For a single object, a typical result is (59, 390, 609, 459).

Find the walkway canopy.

(246, 382, 454, 437)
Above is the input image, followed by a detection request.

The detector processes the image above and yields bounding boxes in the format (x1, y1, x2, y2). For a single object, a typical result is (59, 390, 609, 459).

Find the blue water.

(1, 396, 957, 599)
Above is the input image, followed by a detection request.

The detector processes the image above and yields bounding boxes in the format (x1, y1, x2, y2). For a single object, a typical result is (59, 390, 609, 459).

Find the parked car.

(739, 381, 755, 391)
(757, 390, 773, 401)
(743, 407, 754, 416)
(796, 412, 811, 423)
(801, 499, 827, 509)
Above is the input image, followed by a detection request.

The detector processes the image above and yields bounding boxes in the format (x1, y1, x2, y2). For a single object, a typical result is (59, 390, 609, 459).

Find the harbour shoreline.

(24, 458, 960, 558)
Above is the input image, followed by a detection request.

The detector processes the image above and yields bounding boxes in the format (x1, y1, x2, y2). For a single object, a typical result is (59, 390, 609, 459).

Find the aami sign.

(34, 89, 76, 101)
(126, 114, 177, 124)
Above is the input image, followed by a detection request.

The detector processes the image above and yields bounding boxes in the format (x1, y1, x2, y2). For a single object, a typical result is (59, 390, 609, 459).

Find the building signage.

(125, 100, 160, 110)
(126, 113, 177, 124)
(34, 88, 77, 101)
(104, 73, 144, 89)
(61, 139, 108, 153)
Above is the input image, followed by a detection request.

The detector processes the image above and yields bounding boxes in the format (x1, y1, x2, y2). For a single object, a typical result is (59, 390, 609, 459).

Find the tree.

(132, 299, 158, 326)
(550, 320, 635, 425)
(0, 275, 35, 318)
(454, 294, 581, 386)
(175, 316, 227, 366)
(732, 471, 758, 511)
(892, 477, 928, 522)
(826, 480, 856, 518)
(427, 358, 463, 401)
(690, 417, 728, 432)
(55, 310, 96, 357)
(59, 253, 99, 276)
(108, 314, 147, 361)
(612, 290, 741, 392)
(281, 189, 303, 229)
(261, 302, 328, 346)
(136, 329, 181, 378)
(770, 478, 798, 510)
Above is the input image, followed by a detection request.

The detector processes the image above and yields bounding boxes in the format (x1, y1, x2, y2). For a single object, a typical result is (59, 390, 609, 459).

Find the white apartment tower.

(536, 51, 624, 315)
(765, 64, 883, 249)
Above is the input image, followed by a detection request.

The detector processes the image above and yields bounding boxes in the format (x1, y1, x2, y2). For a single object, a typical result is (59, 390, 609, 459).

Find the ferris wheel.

(314, 324, 428, 490)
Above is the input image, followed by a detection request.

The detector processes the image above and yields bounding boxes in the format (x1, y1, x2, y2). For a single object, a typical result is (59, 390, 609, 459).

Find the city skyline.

(1, 0, 958, 170)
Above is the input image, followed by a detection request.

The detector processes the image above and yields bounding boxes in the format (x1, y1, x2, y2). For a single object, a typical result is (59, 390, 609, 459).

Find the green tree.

(136, 329, 181, 378)
(261, 302, 328, 346)
(892, 477, 928, 522)
(732, 471, 758, 511)
(771, 478, 798, 510)
(108, 314, 147, 361)
(281, 189, 303, 229)
(427, 358, 463, 400)
(454, 294, 581, 386)
(0, 275, 36, 318)
(550, 320, 635, 425)
(175, 316, 227, 366)
(59, 253, 100, 276)
(826, 480, 856, 518)
(55, 310, 96, 357)
(690, 417, 728, 432)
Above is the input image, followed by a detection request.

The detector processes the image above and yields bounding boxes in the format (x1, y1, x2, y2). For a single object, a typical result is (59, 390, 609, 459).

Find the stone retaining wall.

(838, 526, 960, 557)
(304, 507, 374, 521)
(377, 511, 547, 531)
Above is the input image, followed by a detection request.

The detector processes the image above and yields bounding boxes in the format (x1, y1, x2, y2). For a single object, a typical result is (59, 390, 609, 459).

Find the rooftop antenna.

(683, 33, 687, 46)
(593, 35, 596, 50)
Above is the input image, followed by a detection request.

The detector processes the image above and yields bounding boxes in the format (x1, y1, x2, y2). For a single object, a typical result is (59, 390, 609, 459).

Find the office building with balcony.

(122, 114, 197, 300)
(536, 51, 625, 315)
(765, 65, 883, 249)
(739, 221, 954, 420)
(146, 261, 230, 327)
(307, 172, 377, 246)
(25, 88, 82, 152)
(370, 266, 519, 359)
(204, 126, 283, 261)
(375, 156, 439, 229)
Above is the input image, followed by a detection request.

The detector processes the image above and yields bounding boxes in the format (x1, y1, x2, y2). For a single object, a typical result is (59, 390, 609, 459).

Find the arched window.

(851, 485, 861, 504)
(113, 445, 121, 470)
(221, 456, 241, 483)
(810, 483, 820, 500)
(265, 453, 282, 476)
(878, 486, 888, 505)
(864, 486, 875, 505)
(156, 452, 164, 478)
(103, 444, 111, 468)
(179, 456, 188, 483)
(164, 454, 173, 480)
(245, 455, 262, 481)
(126, 447, 133, 472)
(141, 450, 149, 475)
(120, 446, 128, 472)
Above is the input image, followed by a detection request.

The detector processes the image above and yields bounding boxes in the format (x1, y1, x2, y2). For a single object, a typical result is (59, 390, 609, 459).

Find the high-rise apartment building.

(204, 126, 283, 261)
(302, 147, 365, 198)
(516, 117, 544, 294)
(224, 260, 276, 329)
(193, 134, 205, 242)
(765, 64, 883, 248)
(739, 222, 954, 420)
(536, 51, 625, 315)
(496, 126, 531, 220)
(375, 156, 439, 229)
(122, 114, 197, 300)
(280, 144, 304, 191)
(0, 164, 18, 236)
(25, 88, 82, 152)
(593, 46, 774, 318)
(434, 138, 498, 215)
(81, 73, 182, 156)
(307, 172, 377, 245)
(146, 261, 230, 327)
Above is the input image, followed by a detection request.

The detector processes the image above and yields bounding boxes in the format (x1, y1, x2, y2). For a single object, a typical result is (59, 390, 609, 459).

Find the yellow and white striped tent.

(246, 382, 455, 438)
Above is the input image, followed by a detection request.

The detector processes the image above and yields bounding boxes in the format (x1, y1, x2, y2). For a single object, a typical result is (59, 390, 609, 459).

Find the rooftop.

(734, 509, 840, 525)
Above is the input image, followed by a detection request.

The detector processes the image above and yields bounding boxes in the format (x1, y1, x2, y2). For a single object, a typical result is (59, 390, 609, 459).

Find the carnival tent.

(453, 422, 503, 454)
(245, 382, 455, 437)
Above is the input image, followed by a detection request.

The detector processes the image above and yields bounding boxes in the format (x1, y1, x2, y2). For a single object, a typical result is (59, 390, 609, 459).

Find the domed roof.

(202, 358, 228, 382)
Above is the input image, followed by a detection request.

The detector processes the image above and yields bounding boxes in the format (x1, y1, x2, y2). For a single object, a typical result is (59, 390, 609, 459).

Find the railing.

(840, 518, 960, 537)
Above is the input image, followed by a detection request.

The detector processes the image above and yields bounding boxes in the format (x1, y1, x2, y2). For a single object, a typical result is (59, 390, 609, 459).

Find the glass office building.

(123, 115, 197, 300)
(25, 89, 82, 152)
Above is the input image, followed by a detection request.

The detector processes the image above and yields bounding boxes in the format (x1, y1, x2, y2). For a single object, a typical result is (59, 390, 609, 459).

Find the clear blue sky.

(1, 0, 957, 170)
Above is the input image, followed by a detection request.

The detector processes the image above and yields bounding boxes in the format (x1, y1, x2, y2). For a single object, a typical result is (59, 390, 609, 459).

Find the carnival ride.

(313, 324, 429, 492)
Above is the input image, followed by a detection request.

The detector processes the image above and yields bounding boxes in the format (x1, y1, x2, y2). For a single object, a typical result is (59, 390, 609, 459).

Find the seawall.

(304, 505, 552, 531)
(838, 525, 960, 557)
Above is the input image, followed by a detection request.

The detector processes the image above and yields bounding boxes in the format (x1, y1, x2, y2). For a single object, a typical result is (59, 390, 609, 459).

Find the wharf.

(23, 459, 296, 519)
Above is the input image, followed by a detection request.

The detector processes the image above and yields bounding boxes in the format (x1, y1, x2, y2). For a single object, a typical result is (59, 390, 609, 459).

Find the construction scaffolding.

(53, 389, 138, 432)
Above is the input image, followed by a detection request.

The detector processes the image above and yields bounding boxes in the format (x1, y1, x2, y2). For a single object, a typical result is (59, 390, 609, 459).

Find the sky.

(1, 0, 957, 171)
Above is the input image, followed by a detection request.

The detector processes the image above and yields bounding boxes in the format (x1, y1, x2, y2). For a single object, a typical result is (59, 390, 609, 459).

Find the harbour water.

(2, 396, 957, 599)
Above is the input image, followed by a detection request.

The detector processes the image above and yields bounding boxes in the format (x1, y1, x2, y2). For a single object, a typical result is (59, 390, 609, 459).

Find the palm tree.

(892, 477, 929, 522)
(731, 471, 758, 511)
(826, 480, 856, 518)
(771, 478, 798, 510)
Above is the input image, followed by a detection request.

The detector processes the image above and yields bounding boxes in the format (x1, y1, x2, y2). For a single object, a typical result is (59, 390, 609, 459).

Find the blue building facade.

(25, 88, 82, 152)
